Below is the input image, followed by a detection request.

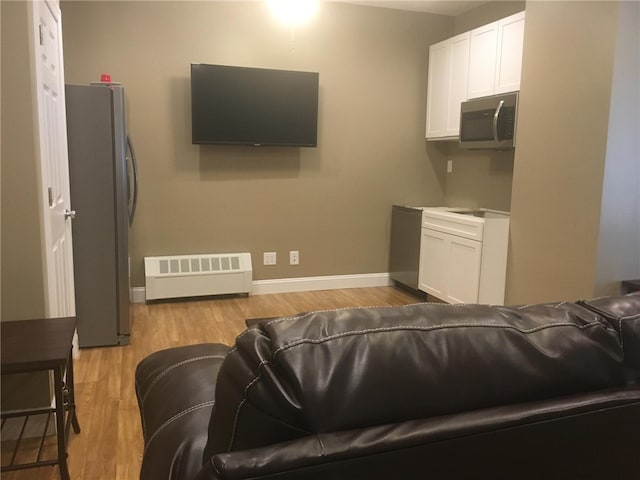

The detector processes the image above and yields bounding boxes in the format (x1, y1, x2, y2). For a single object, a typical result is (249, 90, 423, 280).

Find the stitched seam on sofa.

(134, 381, 149, 442)
(227, 359, 314, 452)
(236, 327, 261, 342)
(226, 328, 273, 357)
(228, 360, 268, 452)
(579, 293, 640, 320)
(265, 301, 588, 329)
(210, 457, 224, 476)
(140, 355, 227, 406)
(517, 301, 569, 309)
(142, 400, 215, 456)
(619, 320, 625, 354)
(228, 398, 247, 452)
(263, 301, 451, 328)
(271, 321, 613, 355)
(579, 303, 640, 345)
(315, 433, 327, 456)
(581, 301, 640, 321)
(588, 293, 640, 301)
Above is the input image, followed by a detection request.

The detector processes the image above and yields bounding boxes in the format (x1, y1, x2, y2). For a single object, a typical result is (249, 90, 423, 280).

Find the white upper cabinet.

(495, 11, 526, 94)
(425, 32, 470, 140)
(468, 11, 526, 99)
(467, 22, 499, 99)
(425, 11, 525, 139)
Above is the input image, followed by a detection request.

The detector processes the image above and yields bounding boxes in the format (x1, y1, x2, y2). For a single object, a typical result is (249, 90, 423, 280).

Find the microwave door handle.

(493, 100, 505, 143)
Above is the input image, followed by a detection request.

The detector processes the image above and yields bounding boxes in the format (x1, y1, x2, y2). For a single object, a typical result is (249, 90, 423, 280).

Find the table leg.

(66, 349, 81, 434)
(54, 366, 71, 480)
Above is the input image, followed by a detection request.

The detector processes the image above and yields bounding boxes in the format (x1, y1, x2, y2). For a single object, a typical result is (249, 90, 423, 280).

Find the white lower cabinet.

(418, 208, 509, 305)
(419, 229, 448, 300)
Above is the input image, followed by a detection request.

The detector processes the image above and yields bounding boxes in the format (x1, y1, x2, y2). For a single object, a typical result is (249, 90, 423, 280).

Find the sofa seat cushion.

(204, 301, 624, 458)
(136, 343, 230, 480)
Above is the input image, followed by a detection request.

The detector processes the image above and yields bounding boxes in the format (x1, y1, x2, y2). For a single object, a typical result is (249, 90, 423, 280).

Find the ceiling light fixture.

(267, 0, 319, 26)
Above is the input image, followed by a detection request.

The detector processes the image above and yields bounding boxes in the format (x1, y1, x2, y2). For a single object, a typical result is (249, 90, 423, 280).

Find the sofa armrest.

(135, 343, 230, 480)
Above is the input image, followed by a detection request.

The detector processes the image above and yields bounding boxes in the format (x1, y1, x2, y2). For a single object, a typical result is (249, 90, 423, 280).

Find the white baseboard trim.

(131, 273, 392, 303)
(252, 273, 393, 295)
(131, 287, 147, 304)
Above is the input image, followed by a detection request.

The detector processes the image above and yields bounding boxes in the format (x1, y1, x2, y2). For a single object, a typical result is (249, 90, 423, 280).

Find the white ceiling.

(341, 1, 487, 16)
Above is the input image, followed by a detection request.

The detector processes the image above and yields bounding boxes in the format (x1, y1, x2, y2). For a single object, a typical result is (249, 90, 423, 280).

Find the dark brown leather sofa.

(135, 293, 640, 480)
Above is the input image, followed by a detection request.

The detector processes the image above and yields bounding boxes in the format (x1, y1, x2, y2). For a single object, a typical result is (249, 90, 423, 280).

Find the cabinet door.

(495, 11, 525, 94)
(425, 39, 450, 138)
(426, 32, 469, 139)
(467, 21, 498, 99)
(419, 228, 448, 298)
(446, 235, 482, 304)
(445, 33, 470, 134)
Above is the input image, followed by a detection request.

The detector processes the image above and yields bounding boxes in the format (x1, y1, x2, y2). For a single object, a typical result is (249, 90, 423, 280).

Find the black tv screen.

(191, 64, 319, 147)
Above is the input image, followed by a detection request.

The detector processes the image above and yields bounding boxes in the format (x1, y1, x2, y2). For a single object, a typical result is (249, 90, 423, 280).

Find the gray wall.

(594, 0, 640, 296)
(60, 1, 453, 287)
(21, 0, 635, 307)
(506, 1, 631, 303)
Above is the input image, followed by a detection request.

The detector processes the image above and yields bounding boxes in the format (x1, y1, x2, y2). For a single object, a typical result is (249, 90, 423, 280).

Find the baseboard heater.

(144, 253, 252, 301)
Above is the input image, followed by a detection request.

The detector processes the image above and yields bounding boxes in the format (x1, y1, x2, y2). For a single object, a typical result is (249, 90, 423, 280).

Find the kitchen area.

(390, 205, 509, 304)
(391, 9, 523, 305)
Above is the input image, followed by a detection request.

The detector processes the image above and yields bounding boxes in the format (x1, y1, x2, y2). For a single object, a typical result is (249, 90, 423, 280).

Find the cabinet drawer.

(422, 211, 484, 241)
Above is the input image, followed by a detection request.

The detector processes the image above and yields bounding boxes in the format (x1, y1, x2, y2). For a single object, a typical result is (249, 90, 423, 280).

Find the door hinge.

(39, 24, 44, 46)
(48, 187, 54, 207)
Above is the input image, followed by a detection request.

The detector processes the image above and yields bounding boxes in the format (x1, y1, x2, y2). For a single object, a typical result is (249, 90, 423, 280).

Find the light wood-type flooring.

(1, 286, 420, 480)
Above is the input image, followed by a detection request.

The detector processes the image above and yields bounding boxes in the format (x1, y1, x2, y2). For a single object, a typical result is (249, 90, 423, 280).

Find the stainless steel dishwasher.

(389, 205, 424, 297)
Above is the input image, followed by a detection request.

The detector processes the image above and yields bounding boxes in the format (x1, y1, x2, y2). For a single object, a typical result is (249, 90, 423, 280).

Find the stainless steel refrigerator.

(65, 83, 138, 347)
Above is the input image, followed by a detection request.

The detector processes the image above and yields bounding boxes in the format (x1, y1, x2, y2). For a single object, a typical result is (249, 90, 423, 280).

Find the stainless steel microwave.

(459, 91, 518, 150)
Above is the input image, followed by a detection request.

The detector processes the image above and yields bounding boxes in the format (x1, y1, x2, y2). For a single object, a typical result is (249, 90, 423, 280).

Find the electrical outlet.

(263, 252, 277, 265)
(447, 160, 453, 173)
(289, 250, 299, 265)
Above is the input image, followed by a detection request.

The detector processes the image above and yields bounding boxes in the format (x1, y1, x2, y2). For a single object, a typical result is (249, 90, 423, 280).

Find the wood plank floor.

(1, 286, 420, 480)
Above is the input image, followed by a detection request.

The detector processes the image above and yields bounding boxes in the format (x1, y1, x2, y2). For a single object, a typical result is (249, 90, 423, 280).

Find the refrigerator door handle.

(127, 134, 139, 226)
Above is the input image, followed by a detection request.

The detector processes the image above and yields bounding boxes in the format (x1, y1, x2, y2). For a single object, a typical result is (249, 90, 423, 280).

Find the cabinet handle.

(493, 100, 504, 143)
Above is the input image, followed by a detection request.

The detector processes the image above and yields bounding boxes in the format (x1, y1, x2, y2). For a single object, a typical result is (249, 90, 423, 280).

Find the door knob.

(64, 209, 76, 220)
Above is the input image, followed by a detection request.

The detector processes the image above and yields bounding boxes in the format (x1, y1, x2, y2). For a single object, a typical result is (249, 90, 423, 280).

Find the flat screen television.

(191, 63, 319, 147)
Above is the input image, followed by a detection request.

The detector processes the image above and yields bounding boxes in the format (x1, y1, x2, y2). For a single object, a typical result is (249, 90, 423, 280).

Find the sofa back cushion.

(203, 301, 624, 459)
(580, 292, 640, 383)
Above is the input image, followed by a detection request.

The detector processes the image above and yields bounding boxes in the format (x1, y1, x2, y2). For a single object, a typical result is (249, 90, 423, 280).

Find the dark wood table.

(1, 317, 81, 480)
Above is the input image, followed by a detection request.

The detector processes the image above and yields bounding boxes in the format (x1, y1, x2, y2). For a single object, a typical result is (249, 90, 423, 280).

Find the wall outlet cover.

(263, 252, 277, 265)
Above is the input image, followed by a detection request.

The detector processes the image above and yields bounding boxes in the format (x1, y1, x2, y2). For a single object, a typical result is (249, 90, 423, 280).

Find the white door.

(30, 0, 76, 318)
